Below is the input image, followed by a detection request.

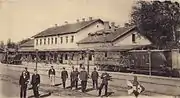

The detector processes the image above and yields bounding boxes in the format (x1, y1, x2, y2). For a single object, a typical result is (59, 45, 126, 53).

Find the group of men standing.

(48, 65, 111, 96)
(19, 65, 111, 98)
(19, 67, 40, 98)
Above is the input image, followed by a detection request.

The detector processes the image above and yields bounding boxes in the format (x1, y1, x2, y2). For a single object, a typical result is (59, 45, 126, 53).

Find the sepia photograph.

(0, 0, 180, 98)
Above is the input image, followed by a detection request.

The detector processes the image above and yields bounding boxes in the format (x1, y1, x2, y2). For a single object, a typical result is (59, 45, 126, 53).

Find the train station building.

(18, 17, 154, 67)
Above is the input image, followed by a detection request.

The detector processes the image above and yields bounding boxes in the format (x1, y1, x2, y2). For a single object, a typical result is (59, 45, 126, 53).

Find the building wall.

(78, 42, 112, 49)
(113, 31, 151, 46)
(34, 21, 104, 50)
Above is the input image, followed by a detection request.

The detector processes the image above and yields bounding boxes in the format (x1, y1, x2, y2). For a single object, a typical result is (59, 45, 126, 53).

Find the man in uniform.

(98, 71, 111, 96)
(79, 67, 88, 92)
(70, 68, 79, 90)
(31, 69, 40, 98)
(48, 66, 56, 86)
(91, 67, 99, 90)
(19, 71, 29, 98)
(61, 67, 68, 89)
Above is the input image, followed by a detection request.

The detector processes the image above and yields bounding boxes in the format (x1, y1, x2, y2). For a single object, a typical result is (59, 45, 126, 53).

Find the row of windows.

(36, 36, 74, 45)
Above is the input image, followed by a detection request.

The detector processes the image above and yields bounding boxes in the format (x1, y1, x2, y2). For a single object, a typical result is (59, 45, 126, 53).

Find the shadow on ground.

(54, 83, 62, 86)
(28, 92, 51, 98)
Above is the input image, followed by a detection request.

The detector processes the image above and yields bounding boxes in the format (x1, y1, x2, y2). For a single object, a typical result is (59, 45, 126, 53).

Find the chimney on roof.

(65, 21, 68, 24)
(82, 18, 85, 22)
(55, 24, 58, 27)
(111, 22, 115, 27)
(104, 21, 110, 30)
(76, 19, 80, 23)
(89, 17, 93, 21)
(110, 22, 116, 32)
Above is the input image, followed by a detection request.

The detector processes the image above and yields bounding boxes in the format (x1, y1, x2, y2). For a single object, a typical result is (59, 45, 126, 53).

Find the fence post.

(148, 49, 151, 76)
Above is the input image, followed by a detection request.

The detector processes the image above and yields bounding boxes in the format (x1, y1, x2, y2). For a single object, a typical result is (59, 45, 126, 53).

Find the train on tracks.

(94, 49, 180, 77)
(1, 49, 22, 65)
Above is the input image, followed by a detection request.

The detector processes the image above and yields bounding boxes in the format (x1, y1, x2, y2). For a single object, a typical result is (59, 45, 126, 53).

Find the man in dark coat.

(79, 67, 88, 92)
(70, 67, 75, 89)
(70, 68, 79, 89)
(31, 69, 40, 98)
(48, 66, 56, 86)
(98, 71, 111, 96)
(91, 67, 99, 89)
(19, 71, 29, 98)
(24, 67, 30, 80)
(61, 67, 68, 89)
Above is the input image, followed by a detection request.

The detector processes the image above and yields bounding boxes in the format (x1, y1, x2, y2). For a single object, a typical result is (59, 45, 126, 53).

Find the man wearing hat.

(23, 67, 30, 81)
(31, 69, 40, 98)
(48, 66, 56, 86)
(61, 67, 68, 89)
(79, 67, 88, 92)
(19, 71, 29, 98)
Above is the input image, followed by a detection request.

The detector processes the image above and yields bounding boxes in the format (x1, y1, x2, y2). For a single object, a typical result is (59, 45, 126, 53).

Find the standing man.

(71, 68, 79, 90)
(19, 71, 29, 98)
(24, 67, 30, 81)
(79, 67, 88, 92)
(70, 67, 75, 89)
(61, 67, 68, 89)
(48, 66, 56, 86)
(31, 69, 40, 98)
(91, 67, 99, 90)
(98, 71, 111, 96)
(74, 68, 79, 89)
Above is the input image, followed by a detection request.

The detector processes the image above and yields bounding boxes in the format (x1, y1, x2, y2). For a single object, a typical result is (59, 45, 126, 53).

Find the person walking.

(31, 69, 40, 98)
(48, 66, 56, 86)
(79, 67, 88, 92)
(91, 67, 99, 90)
(61, 67, 68, 89)
(19, 71, 29, 98)
(98, 71, 111, 97)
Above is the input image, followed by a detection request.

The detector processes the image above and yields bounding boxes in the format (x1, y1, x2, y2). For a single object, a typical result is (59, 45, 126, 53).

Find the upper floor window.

(132, 34, 136, 43)
(60, 37, 63, 44)
(36, 39, 38, 45)
(44, 38, 46, 45)
(71, 35, 74, 43)
(66, 36, 68, 43)
(40, 39, 42, 45)
(48, 38, 50, 44)
(55, 37, 57, 44)
(51, 37, 54, 44)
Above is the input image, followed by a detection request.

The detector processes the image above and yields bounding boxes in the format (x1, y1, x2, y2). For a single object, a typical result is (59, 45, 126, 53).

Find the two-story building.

(77, 25, 153, 68)
(30, 18, 105, 64)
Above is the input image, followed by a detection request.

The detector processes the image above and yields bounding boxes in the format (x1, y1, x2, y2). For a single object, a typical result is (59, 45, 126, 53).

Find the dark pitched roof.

(19, 39, 34, 47)
(77, 26, 136, 44)
(94, 45, 150, 52)
(33, 19, 103, 38)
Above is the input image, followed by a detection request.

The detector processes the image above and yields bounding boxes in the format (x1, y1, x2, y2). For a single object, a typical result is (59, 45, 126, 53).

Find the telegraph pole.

(148, 49, 151, 76)
(35, 49, 38, 71)
(87, 49, 90, 74)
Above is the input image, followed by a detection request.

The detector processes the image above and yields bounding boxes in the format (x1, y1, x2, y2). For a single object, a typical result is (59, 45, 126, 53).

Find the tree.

(131, 1, 180, 49)
(7, 38, 17, 49)
(0, 41, 5, 49)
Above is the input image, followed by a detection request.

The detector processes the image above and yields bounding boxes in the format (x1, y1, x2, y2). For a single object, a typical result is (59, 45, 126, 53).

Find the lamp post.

(148, 49, 151, 76)
(35, 49, 38, 71)
(87, 49, 90, 74)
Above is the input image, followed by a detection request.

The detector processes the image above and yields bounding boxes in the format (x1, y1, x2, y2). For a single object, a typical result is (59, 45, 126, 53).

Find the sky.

(0, 0, 136, 43)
